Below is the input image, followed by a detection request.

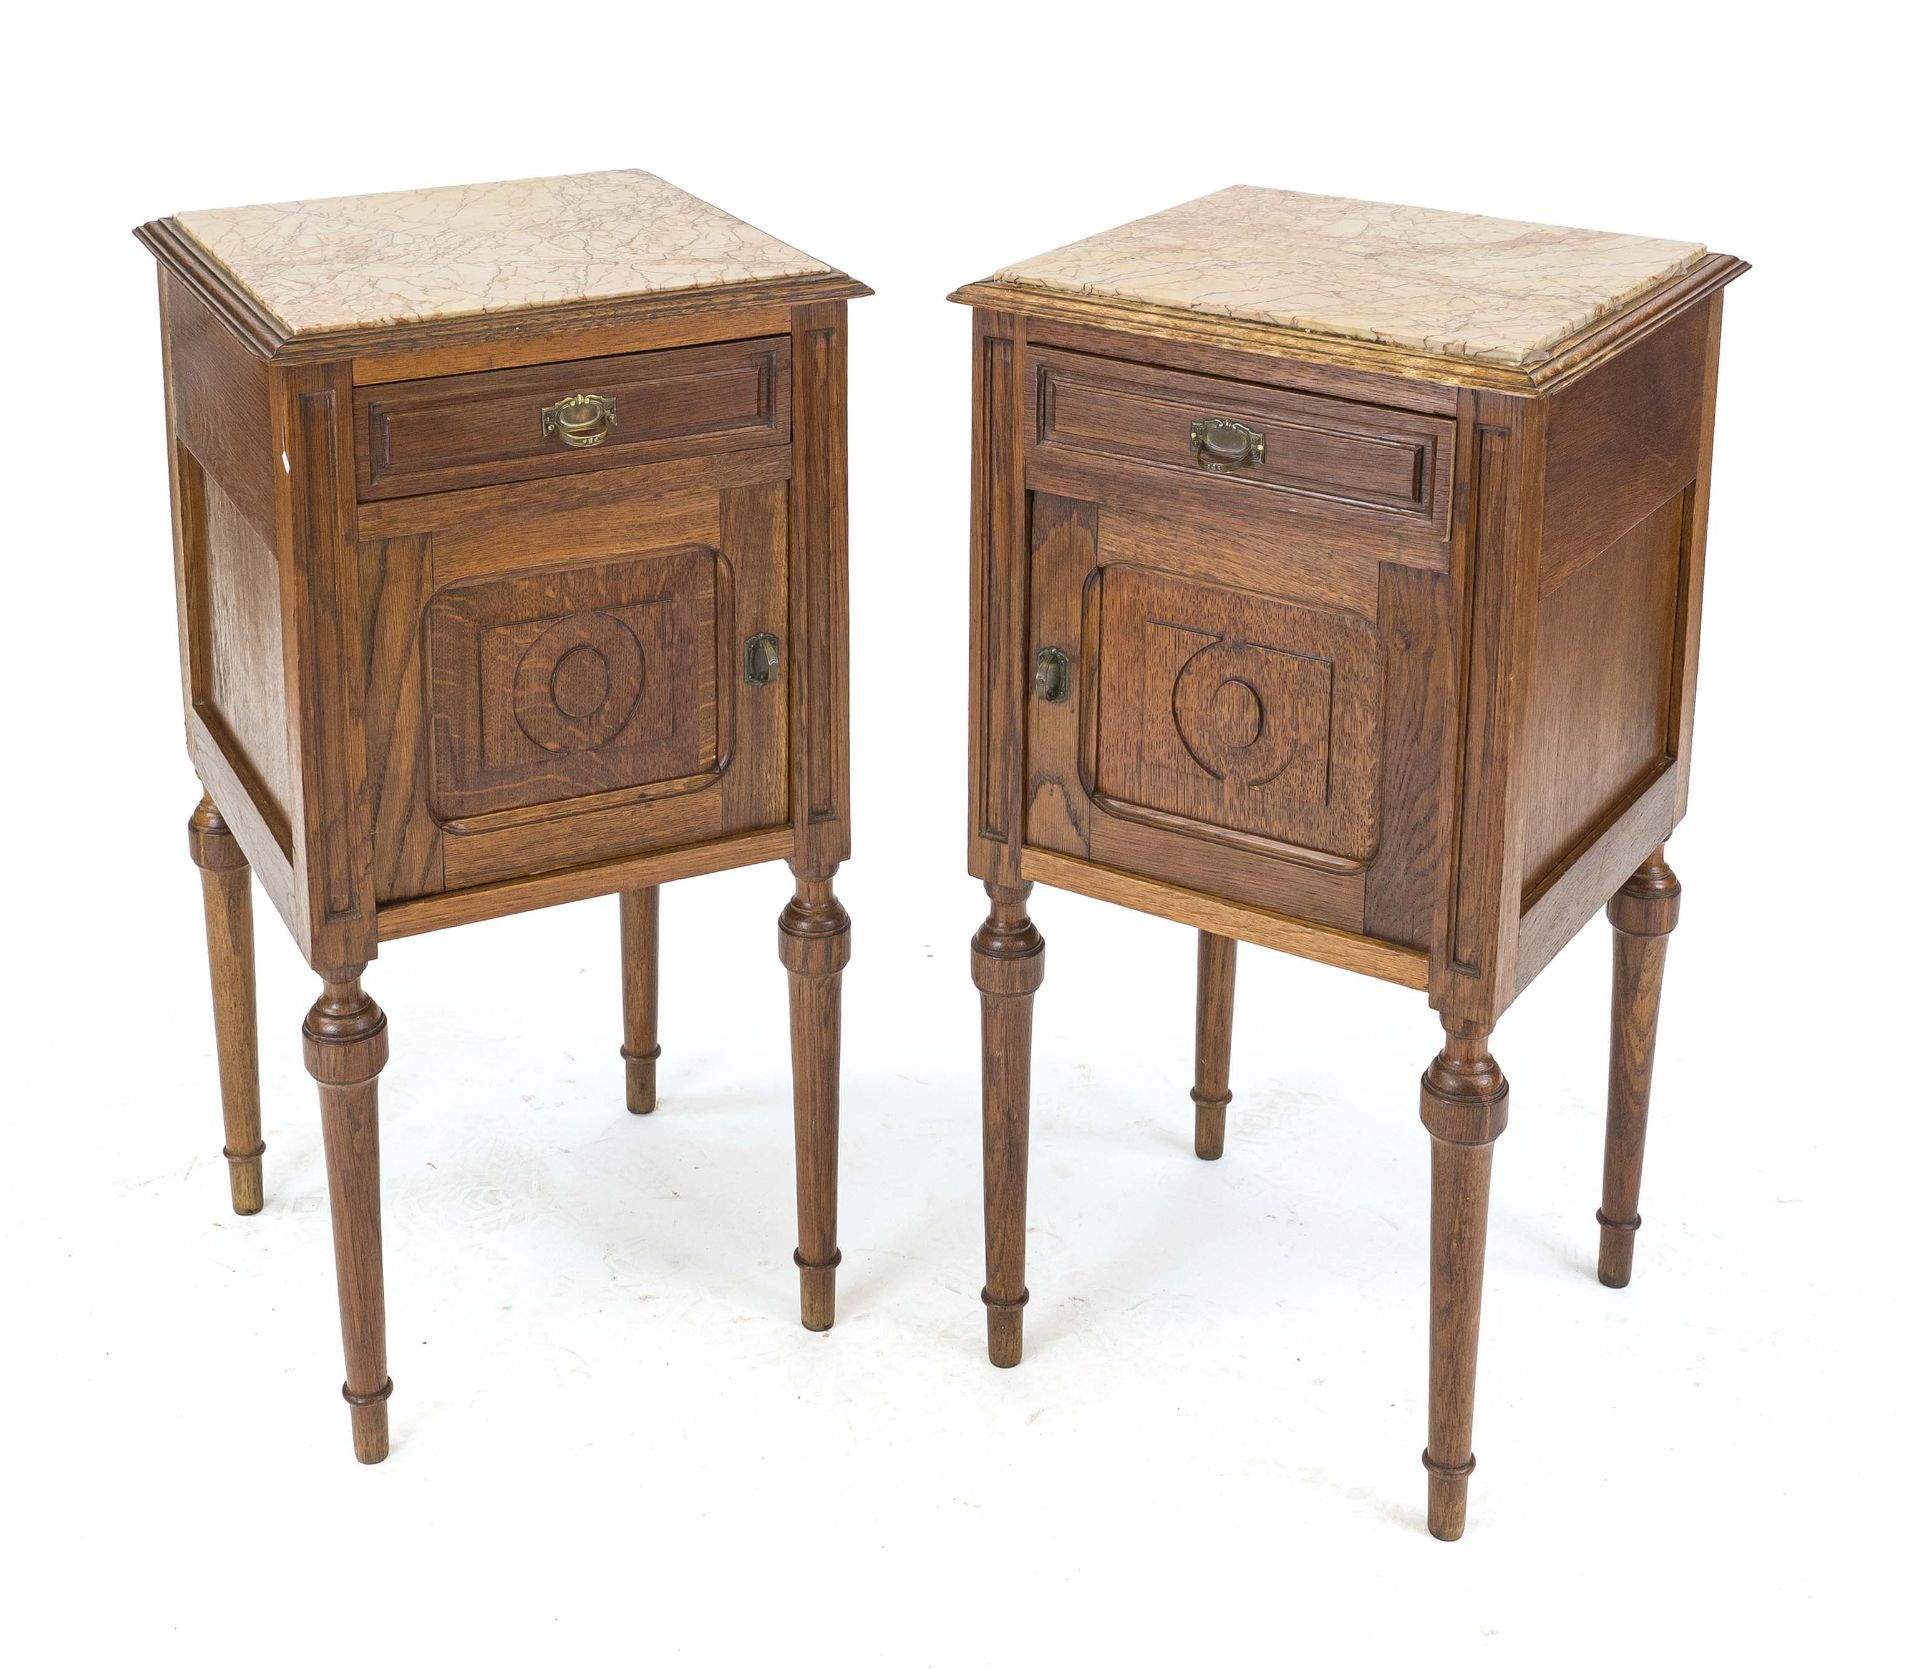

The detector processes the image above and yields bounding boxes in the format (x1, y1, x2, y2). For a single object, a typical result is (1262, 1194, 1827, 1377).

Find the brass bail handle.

(1189, 416, 1265, 475)
(542, 392, 619, 449)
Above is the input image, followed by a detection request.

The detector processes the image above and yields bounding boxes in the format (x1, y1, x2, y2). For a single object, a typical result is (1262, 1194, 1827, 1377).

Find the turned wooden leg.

(304, 969, 392, 1464)
(186, 794, 264, 1215)
(619, 885, 661, 1115)
(1191, 930, 1237, 1161)
(1420, 1021, 1508, 1541)
(778, 867, 850, 1332)
(1598, 848, 1682, 1289)
(973, 882, 1045, 1368)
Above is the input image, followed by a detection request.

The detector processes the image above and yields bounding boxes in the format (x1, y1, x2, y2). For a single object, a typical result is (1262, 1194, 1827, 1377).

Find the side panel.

(1520, 493, 1684, 892)
(159, 270, 302, 939)
(1510, 291, 1728, 993)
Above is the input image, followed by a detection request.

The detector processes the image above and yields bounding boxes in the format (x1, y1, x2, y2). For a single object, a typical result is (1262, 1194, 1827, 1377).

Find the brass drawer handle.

(1189, 417, 1265, 475)
(542, 392, 619, 449)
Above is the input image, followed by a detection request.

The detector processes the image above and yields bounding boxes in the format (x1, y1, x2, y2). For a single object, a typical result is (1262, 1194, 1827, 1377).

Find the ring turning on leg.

(779, 868, 851, 1332)
(304, 969, 392, 1464)
(973, 883, 1044, 1368)
(1191, 931, 1237, 1160)
(619, 886, 662, 1114)
(1420, 1022, 1508, 1541)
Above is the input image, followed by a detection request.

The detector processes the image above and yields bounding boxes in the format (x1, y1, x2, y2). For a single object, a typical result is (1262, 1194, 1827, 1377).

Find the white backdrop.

(5, 5, 1911, 1661)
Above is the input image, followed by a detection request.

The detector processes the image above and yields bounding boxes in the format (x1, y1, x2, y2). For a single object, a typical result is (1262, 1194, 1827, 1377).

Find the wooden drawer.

(1028, 346, 1453, 536)
(353, 336, 789, 501)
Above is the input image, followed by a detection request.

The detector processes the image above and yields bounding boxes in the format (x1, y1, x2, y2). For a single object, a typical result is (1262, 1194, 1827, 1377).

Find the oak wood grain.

(1021, 849, 1427, 988)
(376, 828, 793, 940)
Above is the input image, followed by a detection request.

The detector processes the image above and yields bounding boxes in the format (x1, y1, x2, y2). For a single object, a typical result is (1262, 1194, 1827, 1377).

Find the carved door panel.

(426, 547, 719, 821)
(1024, 486, 1445, 939)
(362, 477, 789, 900)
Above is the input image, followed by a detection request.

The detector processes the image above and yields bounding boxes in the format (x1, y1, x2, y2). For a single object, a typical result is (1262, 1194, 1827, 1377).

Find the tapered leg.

(1420, 1021, 1508, 1541)
(1598, 848, 1682, 1288)
(1191, 931, 1237, 1161)
(304, 969, 392, 1464)
(973, 882, 1045, 1368)
(619, 885, 661, 1114)
(778, 866, 850, 1331)
(187, 795, 264, 1215)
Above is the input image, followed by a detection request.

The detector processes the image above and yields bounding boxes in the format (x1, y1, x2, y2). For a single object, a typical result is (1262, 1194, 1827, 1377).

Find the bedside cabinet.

(952, 188, 1746, 1538)
(137, 170, 868, 1461)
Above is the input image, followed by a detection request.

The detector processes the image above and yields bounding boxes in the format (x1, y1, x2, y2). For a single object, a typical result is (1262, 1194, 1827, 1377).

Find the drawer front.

(1022, 483, 1450, 946)
(359, 467, 790, 901)
(1029, 347, 1453, 536)
(354, 336, 789, 501)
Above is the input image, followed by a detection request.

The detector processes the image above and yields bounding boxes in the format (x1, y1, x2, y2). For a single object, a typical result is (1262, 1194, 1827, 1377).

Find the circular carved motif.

(550, 644, 613, 719)
(1171, 640, 1298, 786)
(512, 611, 645, 755)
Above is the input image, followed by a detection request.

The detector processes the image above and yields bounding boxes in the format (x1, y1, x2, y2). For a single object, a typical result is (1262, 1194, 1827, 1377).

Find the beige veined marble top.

(990, 187, 1708, 367)
(173, 169, 837, 337)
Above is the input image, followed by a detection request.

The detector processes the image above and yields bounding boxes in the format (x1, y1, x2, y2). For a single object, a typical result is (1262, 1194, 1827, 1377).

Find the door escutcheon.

(744, 632, 781, 686)
(1034, 645, 1071, 703)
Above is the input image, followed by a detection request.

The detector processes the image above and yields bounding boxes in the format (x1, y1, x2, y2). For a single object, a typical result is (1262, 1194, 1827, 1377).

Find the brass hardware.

(1034, 646, 1071, 704)
(541, 392, 619, 449)
(744, 632, 780, 686)
(1189, 417, 1266, 475)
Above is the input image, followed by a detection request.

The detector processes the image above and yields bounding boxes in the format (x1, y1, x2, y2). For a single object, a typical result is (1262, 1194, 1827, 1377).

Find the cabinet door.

(1022, 476, 1452, 945)
(360, 470, 788, 900)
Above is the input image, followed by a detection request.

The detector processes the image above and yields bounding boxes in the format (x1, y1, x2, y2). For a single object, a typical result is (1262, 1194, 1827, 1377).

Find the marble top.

(990, 187, 1707, 367)
(174, 169, 837, 337)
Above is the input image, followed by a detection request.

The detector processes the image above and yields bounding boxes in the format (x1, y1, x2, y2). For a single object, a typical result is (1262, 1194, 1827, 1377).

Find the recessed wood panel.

(186, 456, 292, 837)
(1093, 565, 1383, 862)
(426, 547, 721, 822)
(1521, 493, 1685, 891)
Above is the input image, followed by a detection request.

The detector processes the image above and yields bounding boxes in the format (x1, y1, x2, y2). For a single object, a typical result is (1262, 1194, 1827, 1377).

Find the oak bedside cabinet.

(952, 188, 1745, 1538)
(137, 170, 868, 1462)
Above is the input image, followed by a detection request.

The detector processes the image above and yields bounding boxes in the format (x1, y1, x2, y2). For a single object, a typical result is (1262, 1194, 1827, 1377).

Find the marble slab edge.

(136, 217, 870, 366)
(949, 253, 1748, 396)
